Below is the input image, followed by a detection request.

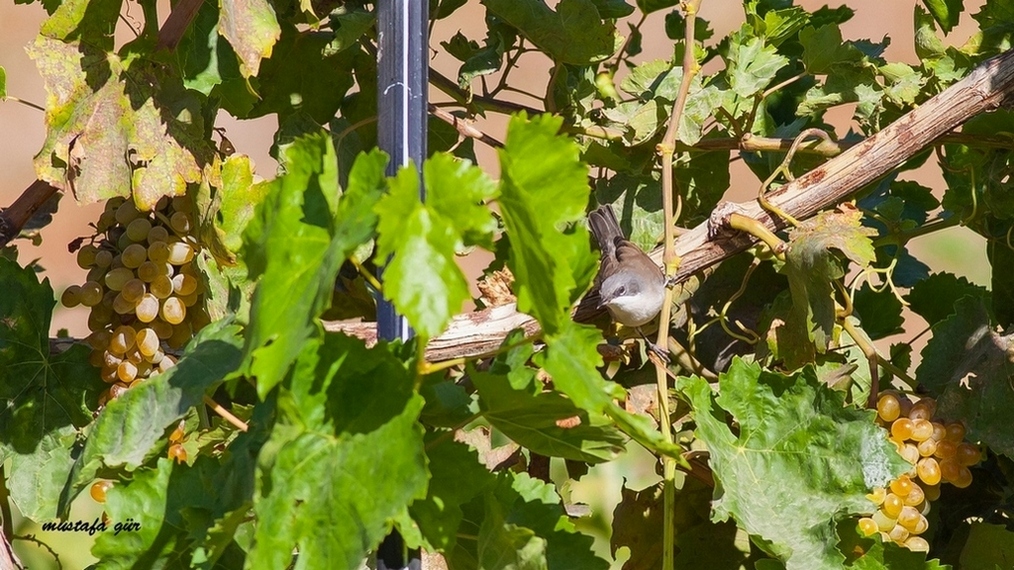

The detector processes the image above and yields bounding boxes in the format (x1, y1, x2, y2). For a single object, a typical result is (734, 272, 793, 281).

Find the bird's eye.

(615, 286, 625, 296)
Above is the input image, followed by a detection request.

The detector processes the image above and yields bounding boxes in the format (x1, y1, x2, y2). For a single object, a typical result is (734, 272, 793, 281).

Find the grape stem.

(203, 395, 248, 432)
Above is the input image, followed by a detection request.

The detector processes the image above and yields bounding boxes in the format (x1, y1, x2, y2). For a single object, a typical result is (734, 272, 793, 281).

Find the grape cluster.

(61, 196, 210, 404)
(168, 420, 188, 463)
(858, 393, 982, 552)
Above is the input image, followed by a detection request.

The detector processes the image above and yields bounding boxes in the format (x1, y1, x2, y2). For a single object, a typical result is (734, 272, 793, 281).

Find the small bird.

(588, 205, 667, 354)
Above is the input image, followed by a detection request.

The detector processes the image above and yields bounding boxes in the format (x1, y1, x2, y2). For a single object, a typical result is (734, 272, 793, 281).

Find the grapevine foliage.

(1, 0, 1014, 569)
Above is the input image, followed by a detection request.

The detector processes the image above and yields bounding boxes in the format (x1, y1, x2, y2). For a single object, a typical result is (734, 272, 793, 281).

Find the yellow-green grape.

(122, 279, 146, 303)
(126, 218, 152, 242)
(136, 327, 159, 357)
(904, 536, 930, 553)
(100, 366, 118, 384)
(137, 261, 161, 282)
(882, 493, 904, 518)
(87, 311, 108, 332)
(180, 291, 199, 307)
(90, 480, 113, 504)
(858, 518, 879, 537)
(891, 418, 914, 441)
(897, 506, 922, 531)
(918, 438, 937, 457)
(148, 241, 170, 264)
(171, 196, 192, 213)
(945, 423, 966, 442)
(108, 325, 137, 355)
(96, 211, 116, 232)
(935, 440, 958, 460)
(172, 273, 198, 296)
(102, 350, 121, 369)
(167, 241, 194, 265)
(901, 444, 920, 466)
(112, 292, 135, 315)
(888, 523, 909, 543)
(170, 211, 191, 234)
(151, 319, 173, 340)
(167, 322, 191, 349)
(116, 360, 138, 383)
(940, 458, 961, 483)
(116, 232, 133, 251)
(135, 294, 159, 323)
(121, 243, 148, 268)
(85, 265, 107, 284)
(101, 289, 117, 309)
(924, 484, 941, 502)
(956, 443, 981, 466)
(917, 457, 942, 486)
(904, 483, 925, 506)
(911, 419, 934, 442)
(909, 399, 936, 421)
(913, 514, 929, 534)
(88, 349, 104, 368)
(877, 394, 901, 423)
(61, 285, 83, 308)
(80, 281, 104, 307)
(161, 297, 186, 325)
(190, 308, 211, 330)
(108, 382, 129, 400)
(872, 510, 896, 532)
(105, 267, 134, 291)
(158, 354, 176, 373)
(866, 487, 886, 505)
(147, 225, 169, 244)
(124, 348, 143, 365)
(146, 348, 165, 365)
(114, 201, 141, 226)
(151, 275, 174, 299)
(86, 330, 112, 351)
(77, 244, 99, 269)
(94, 249, 113, 269)
(931, 422, 947, 442)
(953, 466, 973, 488)
(889, 476, 913, 497)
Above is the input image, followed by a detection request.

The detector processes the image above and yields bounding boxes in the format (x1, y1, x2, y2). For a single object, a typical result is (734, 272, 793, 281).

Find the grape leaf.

(837, 522, 949, 569)
(594, 173, 664, 252)
(725, 36, 789, 98)
(917, 297, 1014, 458)
(922, 0, 964, 33)
(959, 522, 1014, 570)
(28, 36, 207, 209)
(681, 359, 909, 570)
(0, 257, 104, 521)
(409, 437, 495, 551)
(241, 136, 387, 397)
(375, 153, 497, 338)
(903, 272, 986, 326)
(853, 284, 904, 340)
(636, 0, 678, 14)
(482, 0, 617, 65)
(989, 241, 1014, 329)
(496, 113, 598, 336)
(471, 348, 627, 463)
(799, 24, 864, 74)
(0, 65, 6, 100)
(248, 332, 427, 569)
(218, 0, 281, 77)
(779, 205, 876, 369)
(58, 322, 244, 516)
(450, 471, 609, 570)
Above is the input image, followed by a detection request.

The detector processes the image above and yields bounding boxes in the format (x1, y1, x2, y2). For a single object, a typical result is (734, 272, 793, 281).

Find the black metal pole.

(375, 1, 426, 569)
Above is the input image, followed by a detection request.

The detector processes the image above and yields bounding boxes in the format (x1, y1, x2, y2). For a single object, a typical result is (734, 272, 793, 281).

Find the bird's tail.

(588, 204, 623, 256)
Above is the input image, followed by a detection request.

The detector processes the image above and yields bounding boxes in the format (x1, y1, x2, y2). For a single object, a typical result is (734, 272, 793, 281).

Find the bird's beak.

(596, 291, 611, 309)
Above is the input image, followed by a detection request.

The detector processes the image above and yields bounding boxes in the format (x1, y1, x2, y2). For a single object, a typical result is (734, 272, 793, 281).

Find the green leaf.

(247, 24, 357, 123)
(904, 272, 986, 326)
(28, 38, 207, 209)
(0, 257, 104, 521)
(917, 297, 1014, 457)
(590, 0, 634, 18)
(636, 0, 678, 14)
(375, 154, 497, 338)
(471, 345, 627, 463)
(853, 284, 904, 340)
(39, 0, 122, 51)
(594, 173, 664, 252)
(837, 521, 948, 568)
(241, 136, 387, 397)
(989, 241, 1014, 329)
(725, 36, 789, 98)
(0, 66, 6, 99)
(218, 0, 281, 77)
(450, 471, 609, 570)
(410, 438, 495, 551)
(325, 9, 374, 55)
(248, 333, 428, 569)
(779, 206, 876, 369)
(960, 522, 1014, 569)
(175, 0, 250, 112)
(681, 360, 910, 570)
(496, 113, 597, 336)
(922, 0, 964, 33)
(799, 24, 863, 74)
(482, 0, 618, 65)
(59, 322, 244, 515)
